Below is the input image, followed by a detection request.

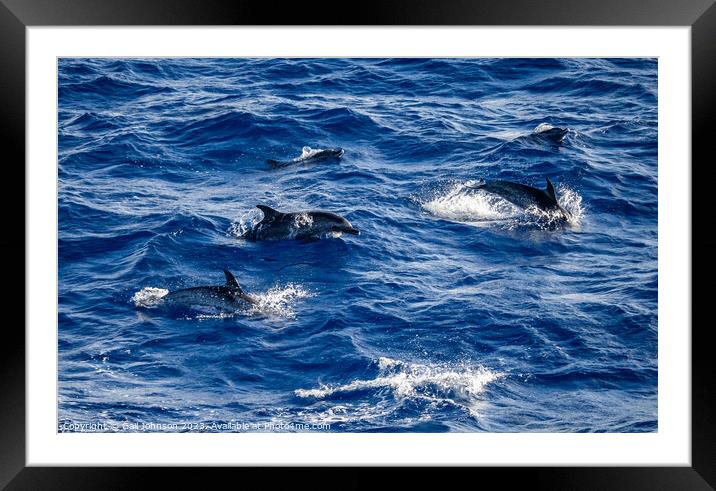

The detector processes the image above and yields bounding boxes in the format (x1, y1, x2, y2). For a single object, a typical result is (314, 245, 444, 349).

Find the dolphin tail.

(223, 269, 244, 294)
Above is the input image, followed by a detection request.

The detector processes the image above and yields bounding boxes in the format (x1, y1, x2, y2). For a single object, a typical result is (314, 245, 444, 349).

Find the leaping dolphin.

(242, 205, 359, 241)
(162, 270, 256, 311)
(267, 146, 344, 168)
(466, 178, 571, 220)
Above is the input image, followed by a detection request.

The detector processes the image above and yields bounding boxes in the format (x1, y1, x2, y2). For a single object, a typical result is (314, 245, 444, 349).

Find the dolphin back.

(267, 147, 344, 168)
(468, 179, 561, 211)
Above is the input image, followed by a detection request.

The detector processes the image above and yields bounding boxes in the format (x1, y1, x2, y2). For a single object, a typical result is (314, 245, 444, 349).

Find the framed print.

(3, 0, 714, 488)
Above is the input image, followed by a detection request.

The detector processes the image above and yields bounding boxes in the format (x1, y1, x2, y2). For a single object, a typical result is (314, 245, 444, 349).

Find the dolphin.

(267, 146, 344, 168)
(161, 269, 256, 311)
(466, 178, 571, 220)
(529, 123, 568, 143)
(483, 124, 569, 159)
(242, 205, 359, 241)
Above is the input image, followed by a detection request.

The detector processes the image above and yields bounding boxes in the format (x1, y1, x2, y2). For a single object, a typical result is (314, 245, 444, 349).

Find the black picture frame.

(2, 0, 713, 488)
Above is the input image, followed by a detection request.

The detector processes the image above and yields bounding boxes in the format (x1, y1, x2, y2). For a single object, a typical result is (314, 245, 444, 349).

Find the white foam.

(421, 181, 520, 223)
(130, 287, 169, 307)
(299, 146, 321, 159)
(295, 357, 503, 421)
(556, 184, 585, 226)
(227, 208, 263, 238)
(377, 357, 401, 370)
(297, 403, 394, 425)
(245, 283, 313, 318)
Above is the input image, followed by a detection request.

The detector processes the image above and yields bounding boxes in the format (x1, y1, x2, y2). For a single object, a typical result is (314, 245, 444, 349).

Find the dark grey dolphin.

(243, 205, 359, 241)
(466, 178, 571, 220)
(162, 270, 256, 311)
(267, 146, 344, 168)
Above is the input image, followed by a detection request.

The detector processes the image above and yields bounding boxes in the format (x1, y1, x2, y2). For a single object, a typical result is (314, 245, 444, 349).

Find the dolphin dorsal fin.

(545, 178, 557, 202)
(223, 269, 244, 293)
(256, 205, 282, 221)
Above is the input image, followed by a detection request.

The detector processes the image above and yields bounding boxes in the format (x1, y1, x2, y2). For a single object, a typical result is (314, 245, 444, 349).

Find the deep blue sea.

(58, 58, 657, 432)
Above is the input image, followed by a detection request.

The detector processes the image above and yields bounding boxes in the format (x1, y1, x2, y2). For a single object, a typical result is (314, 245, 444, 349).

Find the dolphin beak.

(344, 226, 360, 235)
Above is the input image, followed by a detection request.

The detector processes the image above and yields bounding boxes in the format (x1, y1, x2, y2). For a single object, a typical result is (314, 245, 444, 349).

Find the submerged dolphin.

(466, 178, 571, 220)
(242, 205, 359, 241)
(162, 270, 256, 311)
(484, 124, 569, 159)
(267, 146, 344, 168)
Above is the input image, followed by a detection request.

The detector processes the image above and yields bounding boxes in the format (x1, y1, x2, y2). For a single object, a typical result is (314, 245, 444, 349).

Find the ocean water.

(58, 58, 658, 432)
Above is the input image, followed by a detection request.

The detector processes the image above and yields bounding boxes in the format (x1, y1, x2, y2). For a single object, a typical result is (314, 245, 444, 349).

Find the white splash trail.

(296, 357, 502, 402)
(421, 181, 520, 222)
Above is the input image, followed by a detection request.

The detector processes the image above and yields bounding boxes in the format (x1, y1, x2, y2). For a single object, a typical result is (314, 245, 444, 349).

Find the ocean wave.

(61, 112, 122, 132)
(59, 74, 173, 100)
(159, 110, 291, 146)
(521, 75, 653, 100)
